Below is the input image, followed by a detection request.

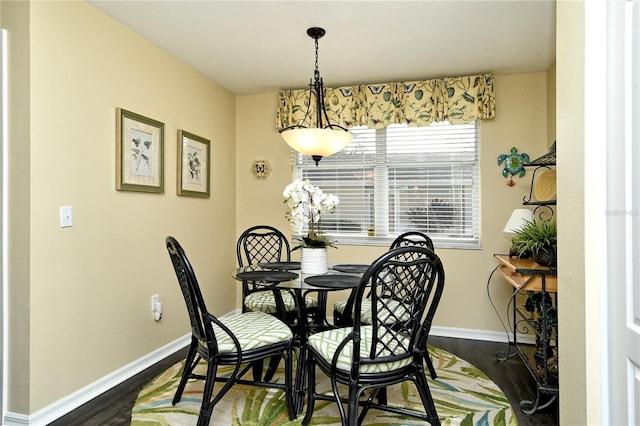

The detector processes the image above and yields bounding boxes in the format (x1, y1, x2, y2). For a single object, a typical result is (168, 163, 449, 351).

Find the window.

(292, 121, 480, 249)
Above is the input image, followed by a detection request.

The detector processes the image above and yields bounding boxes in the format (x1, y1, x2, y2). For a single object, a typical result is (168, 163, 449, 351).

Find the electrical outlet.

(151, 294, 160, 311)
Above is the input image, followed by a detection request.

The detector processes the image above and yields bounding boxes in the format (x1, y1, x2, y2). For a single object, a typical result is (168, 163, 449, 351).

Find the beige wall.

(11, 1, 237, 414)
(236, 72, 551, 334)
(547, 62, 557, 147)
(2, 0, 32, 414)
(557, 1, 587, 424)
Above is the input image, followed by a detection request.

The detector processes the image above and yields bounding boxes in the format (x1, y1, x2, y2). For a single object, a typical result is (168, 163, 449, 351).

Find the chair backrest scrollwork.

(350, 246, 444, 373)
(236, 225, 291, 266)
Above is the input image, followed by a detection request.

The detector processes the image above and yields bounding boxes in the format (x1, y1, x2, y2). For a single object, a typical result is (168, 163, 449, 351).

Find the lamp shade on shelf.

(503, 209, 534, 233)
(281, 128, 353, 157)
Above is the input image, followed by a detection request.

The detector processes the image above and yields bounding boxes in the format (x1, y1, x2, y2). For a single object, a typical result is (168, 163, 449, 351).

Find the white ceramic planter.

(300, 247, 328, 274)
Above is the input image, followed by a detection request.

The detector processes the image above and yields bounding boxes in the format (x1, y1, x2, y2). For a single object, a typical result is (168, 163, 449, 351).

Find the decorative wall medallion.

(498, 147, 530, 186)
(251, 160, 271, 179)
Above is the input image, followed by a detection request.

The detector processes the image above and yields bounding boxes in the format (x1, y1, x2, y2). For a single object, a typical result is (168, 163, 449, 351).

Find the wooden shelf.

(494, 254, 557, 292)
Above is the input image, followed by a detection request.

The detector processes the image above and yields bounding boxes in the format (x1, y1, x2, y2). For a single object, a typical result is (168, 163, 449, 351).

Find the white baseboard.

(324, 320, 536, 345)
(3, 333, 191, 426)
(2, 324, 534, 425)
(430, 325, 536, 345)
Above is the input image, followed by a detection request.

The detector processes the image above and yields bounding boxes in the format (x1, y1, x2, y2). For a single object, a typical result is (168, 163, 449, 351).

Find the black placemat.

(332, 264, 369, 274)
(258, 261, 301, 271)
(236, 271, 297, 282)
(304, 274, 360, 289)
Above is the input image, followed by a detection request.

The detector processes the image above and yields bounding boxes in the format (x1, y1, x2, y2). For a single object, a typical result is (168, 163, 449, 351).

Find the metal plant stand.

(489, 255, 558, 414)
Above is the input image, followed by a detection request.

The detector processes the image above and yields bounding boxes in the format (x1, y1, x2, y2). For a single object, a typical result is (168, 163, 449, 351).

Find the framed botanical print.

(116, 108, 164, 193)
(177, 130, 210, 197)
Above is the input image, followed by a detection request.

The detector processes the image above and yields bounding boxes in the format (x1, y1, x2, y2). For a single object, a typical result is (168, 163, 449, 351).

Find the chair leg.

(173, 338, 198, 405)
(377, 387, 388, 405)
(426, 355, 438, 379)
(414, 370, 441, 426)
(196, 409, 212, 426)
(346, 383, 360, 426)
(313, 291, 328, 326)
(251, 359, 264, 381)
(196, 361, 219, 426)
(284, 346, 296, 420)
(301, 354, 317, 425)
(263, 355, 281, 382)
(330, 371, 348, 425)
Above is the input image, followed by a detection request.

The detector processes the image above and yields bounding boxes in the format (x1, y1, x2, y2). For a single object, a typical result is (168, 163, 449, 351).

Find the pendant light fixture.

(279, 27, 353, 166)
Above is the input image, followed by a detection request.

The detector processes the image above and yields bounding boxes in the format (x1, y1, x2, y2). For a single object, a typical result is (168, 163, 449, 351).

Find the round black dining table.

(233, 262, 364, 330)
(232, 262, 367, 414)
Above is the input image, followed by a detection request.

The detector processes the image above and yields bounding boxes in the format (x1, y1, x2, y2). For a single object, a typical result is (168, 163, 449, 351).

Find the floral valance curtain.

(276, 73, 495, 130)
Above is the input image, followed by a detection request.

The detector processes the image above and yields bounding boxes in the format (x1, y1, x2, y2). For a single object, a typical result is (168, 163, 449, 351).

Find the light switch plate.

(151, 294, 160, 311)
(60, 206, 73, 227)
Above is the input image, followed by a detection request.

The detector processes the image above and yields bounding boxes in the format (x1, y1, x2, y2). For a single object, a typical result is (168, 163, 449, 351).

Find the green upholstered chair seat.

(244, 291, 317, 314)
(308, 325, 412, 374)
(213, 311, 293, 353)
(333, 298, 410, 324)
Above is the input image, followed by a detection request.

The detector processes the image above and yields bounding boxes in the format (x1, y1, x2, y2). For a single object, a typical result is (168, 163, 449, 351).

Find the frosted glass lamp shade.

(503, 209, 534, 233)
(281, 128, 353, 157)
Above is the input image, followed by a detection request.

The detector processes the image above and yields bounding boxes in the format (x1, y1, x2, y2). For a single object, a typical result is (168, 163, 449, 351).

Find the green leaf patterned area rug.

(131, 346, 517, 425)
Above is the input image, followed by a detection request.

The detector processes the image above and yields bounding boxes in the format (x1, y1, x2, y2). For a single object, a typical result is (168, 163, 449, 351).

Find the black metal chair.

(237, 225, 325, 381)
(332, 232, 438, 378)
(237, 225, 318, 324)
(303, 245, 444, 426)
(166, 236, 295, 426)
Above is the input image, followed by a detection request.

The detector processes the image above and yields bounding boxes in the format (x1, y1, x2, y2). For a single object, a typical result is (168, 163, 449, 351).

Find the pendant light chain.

(312, 35, 324, 131)
(314, 36, 320, 80)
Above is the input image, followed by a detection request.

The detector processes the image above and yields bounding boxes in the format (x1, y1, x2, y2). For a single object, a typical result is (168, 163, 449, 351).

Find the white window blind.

(293, 122, 481, 248)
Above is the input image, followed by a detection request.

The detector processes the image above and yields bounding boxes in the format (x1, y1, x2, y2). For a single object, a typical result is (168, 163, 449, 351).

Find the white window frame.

(292, 121, 481, 249)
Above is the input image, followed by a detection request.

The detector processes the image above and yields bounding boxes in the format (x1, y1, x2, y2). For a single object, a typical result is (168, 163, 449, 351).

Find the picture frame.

(116, 108, 164, 193)
(177, 130, 210, 198)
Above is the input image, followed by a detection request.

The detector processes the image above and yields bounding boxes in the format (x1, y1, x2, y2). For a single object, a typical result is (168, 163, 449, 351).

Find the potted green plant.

(510, 218, 557, 267)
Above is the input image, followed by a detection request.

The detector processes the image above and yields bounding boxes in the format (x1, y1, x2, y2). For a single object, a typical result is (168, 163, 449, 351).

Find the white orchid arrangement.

(283, 179, 339, 249)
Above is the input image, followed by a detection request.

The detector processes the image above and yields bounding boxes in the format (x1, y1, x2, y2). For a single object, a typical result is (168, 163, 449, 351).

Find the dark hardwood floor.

(49, 337, 558, 425)
(429, 336, 559, 426)
(48, 347, 189, 426)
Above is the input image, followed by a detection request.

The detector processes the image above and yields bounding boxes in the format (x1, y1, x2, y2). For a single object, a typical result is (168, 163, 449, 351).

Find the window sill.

(297, 234, 482, 250)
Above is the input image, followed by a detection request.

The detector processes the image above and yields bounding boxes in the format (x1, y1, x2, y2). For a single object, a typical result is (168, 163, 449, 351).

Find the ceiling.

(88, 1, 556, 95)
